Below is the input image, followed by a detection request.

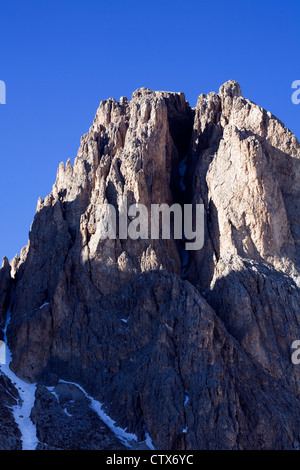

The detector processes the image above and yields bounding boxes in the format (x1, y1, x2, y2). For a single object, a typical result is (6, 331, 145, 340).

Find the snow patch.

(63, 408, 72, 417)
(39, 302, 50, 310)
(47, 387, 60, 403)
(0, 304, 38, 450)
(145, 430, 155, 450)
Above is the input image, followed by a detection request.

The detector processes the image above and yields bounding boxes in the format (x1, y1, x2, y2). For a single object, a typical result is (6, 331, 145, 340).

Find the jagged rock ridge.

(1, 81, 300, 450)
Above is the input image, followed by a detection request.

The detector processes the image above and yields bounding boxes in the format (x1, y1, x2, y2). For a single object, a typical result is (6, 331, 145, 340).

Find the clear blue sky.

(0, 0, 300, 261)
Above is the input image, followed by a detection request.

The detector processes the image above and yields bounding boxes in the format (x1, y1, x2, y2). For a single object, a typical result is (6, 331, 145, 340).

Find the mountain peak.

(1, 81, 300, 450)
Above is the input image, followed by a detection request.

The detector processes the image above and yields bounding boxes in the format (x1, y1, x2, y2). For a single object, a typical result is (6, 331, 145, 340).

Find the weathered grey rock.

(3, 81, 300, 450)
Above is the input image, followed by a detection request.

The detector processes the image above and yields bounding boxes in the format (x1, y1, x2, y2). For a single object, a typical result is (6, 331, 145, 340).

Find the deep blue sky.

(0, 0, 300, 261)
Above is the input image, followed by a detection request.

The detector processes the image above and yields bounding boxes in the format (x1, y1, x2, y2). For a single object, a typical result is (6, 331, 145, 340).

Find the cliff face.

(1, 81, 300, 450)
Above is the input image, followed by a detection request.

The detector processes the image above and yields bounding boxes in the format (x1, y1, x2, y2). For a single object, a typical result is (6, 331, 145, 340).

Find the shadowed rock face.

(1, 81, 300, 449)
(0, 373, 22, 450)
(32, 383, 127, 450)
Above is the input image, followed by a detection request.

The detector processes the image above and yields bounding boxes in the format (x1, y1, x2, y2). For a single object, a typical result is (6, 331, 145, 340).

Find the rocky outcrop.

(1, 80, 300, 449)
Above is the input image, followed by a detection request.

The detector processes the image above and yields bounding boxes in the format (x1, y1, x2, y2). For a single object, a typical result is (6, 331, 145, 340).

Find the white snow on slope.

(58, 379, 138, 447)
(145, 430, 155, 450)
(48, 379, 156, 449)
(0, 305, 38, 450)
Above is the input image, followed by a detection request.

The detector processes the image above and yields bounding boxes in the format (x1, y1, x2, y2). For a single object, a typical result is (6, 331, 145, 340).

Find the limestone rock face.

(1, 81, 300, 450)
(187, 80, 300, 288)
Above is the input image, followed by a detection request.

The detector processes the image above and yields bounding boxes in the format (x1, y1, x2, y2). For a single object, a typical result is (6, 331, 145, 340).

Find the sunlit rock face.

(1, 81, 300, 450)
